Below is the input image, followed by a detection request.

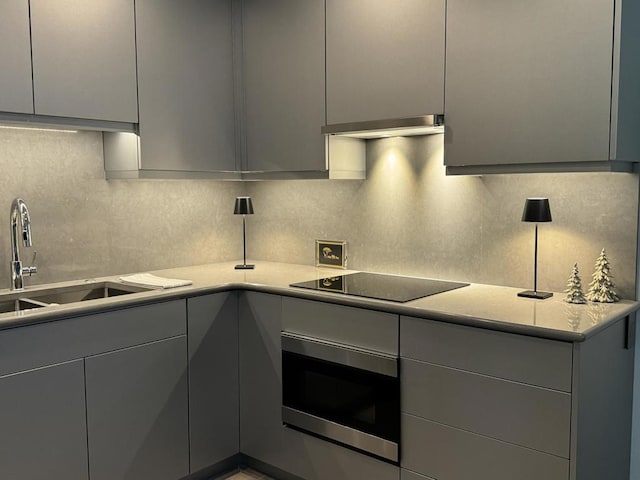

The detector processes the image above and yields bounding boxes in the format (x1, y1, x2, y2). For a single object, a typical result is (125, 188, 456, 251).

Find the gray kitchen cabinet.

(400, 314, 635, 480)
(444, 0, 640, 173)
(134, 0, 237, 174)
(85, 336, 189, 480)
(402, 358, 572, 458)
(30, 0, 138, 122)
(326, 0, 445, 124)
(0, 359, 88, 480)
(0, 0, 33, 114)
(240, 292, 399, 480)
(188, 293, 239, 473)
(241, 0, 326, 173)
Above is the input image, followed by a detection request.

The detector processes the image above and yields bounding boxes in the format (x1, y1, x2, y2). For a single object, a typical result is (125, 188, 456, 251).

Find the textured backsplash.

(0, 128, 244, 289)
(247, 135, 640, 300)
(1, 129, 638, 299)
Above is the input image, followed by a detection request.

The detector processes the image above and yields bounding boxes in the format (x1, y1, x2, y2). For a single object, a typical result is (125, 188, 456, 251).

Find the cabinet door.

(136, 0, 237, 172)
(0, 0, 33, 114)
(444, 0, 613, 167)
(326, 0, 445, 124)
(0, 360, 88, 480)
(242, 0, 326, 172)
(30, 0, 138, 122)
(188, 293, 239, 472)
(86, 337, 189, 480)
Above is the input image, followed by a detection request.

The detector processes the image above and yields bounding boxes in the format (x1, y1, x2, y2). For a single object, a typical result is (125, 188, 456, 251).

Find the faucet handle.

(23, 251, 37, 276)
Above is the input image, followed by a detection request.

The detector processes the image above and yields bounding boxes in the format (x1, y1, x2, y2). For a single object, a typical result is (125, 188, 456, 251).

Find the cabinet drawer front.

(402, 414, 569, 480)
(0, 300, 186, 376)
(282, 297, 398, 354)
(401, 359, 571, 458)
(400, 316, 572, 391)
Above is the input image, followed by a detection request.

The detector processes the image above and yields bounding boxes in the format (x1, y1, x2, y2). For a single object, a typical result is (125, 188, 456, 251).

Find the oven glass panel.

(282, 351, 399, 443)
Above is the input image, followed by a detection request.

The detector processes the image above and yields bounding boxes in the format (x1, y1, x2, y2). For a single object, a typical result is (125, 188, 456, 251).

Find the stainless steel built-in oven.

(281, 331, 400, 463)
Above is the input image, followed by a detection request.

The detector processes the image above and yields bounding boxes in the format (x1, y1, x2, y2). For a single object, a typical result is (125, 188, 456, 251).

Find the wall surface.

(248, 135, 640, 300)
(0, 128, 244, 289)
(2, 129, 637, 300)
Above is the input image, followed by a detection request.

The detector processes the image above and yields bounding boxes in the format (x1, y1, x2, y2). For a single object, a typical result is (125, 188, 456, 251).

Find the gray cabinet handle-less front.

(0, 0, 33, 114)
(85, 336, 189, 480)
(444, 0, 613, 168)
(30, 0, 138, 122)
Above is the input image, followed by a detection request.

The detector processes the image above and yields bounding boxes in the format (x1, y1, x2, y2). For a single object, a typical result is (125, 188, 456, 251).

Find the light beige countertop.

(0, 261, 637, 341)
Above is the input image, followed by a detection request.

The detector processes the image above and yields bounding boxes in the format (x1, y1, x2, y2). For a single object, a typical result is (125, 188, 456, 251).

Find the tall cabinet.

(240, 0, 326, 173)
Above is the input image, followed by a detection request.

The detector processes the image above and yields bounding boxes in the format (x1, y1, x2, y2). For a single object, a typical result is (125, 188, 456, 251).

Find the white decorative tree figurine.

(564, 263, 586, 304)
(586, 248, 619, 303)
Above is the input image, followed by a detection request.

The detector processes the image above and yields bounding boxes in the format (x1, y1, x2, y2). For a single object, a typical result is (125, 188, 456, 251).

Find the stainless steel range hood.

(322, 115, 444, 139)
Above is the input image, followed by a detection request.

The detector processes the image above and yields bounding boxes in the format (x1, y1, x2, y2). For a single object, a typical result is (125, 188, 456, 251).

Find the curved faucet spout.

(10, 198, 36, 290)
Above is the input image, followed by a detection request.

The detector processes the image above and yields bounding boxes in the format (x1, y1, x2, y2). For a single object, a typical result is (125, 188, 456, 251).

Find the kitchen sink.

(22, 281, 153, 305)
(0, 298, 46, 314)
(0, 281, 154, 313)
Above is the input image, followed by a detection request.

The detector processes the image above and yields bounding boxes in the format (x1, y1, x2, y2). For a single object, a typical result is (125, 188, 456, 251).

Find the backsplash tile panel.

(0, 129, 245, 289)
(248, 136, 639, 299)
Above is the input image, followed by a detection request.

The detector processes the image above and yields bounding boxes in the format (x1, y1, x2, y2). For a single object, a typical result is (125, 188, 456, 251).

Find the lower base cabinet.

(188, 293, 239, 473)
(85, 336, 189, 480)
(239, 292, 400, 480)
(0, 360, 88, 480)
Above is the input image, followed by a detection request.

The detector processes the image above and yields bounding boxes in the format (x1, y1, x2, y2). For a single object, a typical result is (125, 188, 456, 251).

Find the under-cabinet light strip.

(0, 125, 78, 133)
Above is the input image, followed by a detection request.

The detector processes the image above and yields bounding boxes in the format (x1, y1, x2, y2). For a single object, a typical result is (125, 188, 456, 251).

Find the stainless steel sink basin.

(0, 281, 154, 313)
(0, 298, 46, 314)
(22, 281, 153, 305)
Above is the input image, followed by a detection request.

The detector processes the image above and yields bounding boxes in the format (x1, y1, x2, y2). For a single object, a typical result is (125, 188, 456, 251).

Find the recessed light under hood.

(322, 115, 444, 139)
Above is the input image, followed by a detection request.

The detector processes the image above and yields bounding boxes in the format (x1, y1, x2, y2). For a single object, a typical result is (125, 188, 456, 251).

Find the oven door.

(281, 332, 399, 463)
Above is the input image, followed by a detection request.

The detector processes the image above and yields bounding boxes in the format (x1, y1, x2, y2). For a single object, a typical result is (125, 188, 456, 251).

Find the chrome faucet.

(10, 198, 37, 290)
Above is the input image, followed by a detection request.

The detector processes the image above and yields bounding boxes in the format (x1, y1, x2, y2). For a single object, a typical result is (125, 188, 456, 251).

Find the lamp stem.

(533, 223, 538, 293)
(242, 215, 247, 267)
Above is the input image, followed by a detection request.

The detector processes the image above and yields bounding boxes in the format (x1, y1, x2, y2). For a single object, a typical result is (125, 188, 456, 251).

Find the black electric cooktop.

(290, 272, 469, 303)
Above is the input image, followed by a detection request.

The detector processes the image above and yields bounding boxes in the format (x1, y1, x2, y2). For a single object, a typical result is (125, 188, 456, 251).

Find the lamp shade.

(234, 196, 254, 215)
(521, 198, 551, 223)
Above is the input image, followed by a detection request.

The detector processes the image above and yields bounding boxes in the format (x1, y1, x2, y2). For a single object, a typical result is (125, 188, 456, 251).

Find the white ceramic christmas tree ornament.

(564, 263, 587, 304)
(586, 248, 619, 303)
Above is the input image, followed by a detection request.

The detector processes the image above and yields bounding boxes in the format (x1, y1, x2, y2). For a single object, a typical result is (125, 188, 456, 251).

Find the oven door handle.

(281, 331, 398, 378)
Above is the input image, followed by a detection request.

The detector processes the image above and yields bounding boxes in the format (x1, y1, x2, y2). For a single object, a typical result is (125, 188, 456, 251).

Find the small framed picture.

(316, 240, 347, 269)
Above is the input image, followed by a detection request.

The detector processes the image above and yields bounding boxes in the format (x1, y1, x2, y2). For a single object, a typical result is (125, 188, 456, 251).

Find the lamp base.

(235, 264, 255, 270)
(517, 290, 553, 299)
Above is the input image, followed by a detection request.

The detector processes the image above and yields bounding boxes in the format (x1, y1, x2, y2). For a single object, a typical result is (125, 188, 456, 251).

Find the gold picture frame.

(316, 240, 347, 269)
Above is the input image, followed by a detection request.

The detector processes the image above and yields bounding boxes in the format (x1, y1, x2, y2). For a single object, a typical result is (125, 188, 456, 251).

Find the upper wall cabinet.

(30, 0, 138, 123)
(444, 0, 640, 174)
(0, 0, 33, 114)
(326, 0, 445, 125)
(241, 0, 326, 173)
(135, 0, 237, 174)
